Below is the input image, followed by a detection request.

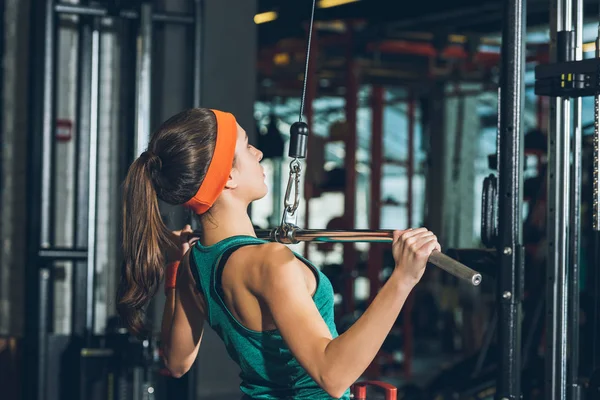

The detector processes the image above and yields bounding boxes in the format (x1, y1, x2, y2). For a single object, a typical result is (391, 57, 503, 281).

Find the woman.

(117, 108, 441, 399)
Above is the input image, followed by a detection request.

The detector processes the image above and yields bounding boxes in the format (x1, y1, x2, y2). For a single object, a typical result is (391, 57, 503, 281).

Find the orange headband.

(184, 109, 237, 214)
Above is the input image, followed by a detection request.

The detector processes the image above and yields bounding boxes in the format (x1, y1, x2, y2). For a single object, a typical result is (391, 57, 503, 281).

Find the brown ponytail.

(117, 153, 175, 336)
(116, 108, 218, 337)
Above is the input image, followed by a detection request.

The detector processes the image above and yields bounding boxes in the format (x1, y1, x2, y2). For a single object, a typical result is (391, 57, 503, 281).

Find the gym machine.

(25, 1, 202, 400)
(243, 0, 522, 398)
(533, 0, 600, 396)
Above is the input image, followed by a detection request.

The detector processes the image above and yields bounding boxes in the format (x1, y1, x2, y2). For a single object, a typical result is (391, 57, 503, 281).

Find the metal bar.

(38, 248, 89, 261)
(497, 0, 525, 395)
(74, 13, 92, 338)
(25, 0, 56, 397)
(38, 268, 51, 400)
(302, 24, 318, 259)
(366, 85, 384, 378)
(55, 3, 194, 24)
(41, 0, 58, 248)
(255, 228, 482, 286)
(343, 28, 358, 314)
(547, 0, 571, 396)
(407, 94, 415, 228)
(594, 231, 600, 370)
(192, 0, 203, 107)
(568, 0, 583, 397)
(369, 86, 384, 305)
(595, 27, 600, 231)
(85, 21, 101, 340)
(134, 3, 153, 157)
(547, 0, 562, 393)
(404, 93, 416, 379)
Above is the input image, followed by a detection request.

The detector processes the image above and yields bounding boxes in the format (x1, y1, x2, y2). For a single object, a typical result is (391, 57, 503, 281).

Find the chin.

(251, 187, 269, 201)
(257, 189, 268, 200)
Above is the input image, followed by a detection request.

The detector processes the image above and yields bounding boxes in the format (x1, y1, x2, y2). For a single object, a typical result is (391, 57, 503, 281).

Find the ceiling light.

(583, 41, 596, 53)
(254, 11, 278, 24)
(318, 0, 360, 9)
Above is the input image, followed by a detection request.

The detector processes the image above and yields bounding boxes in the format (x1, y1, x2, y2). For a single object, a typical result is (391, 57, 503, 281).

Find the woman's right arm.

(161, 250, 206, 378)
(255, 228, 439, 398)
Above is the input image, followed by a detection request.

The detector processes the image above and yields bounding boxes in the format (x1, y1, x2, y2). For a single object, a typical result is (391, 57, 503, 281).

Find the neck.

(200, 202, 256, 246)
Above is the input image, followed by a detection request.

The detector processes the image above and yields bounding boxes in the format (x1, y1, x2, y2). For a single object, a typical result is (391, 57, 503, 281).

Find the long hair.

(117, 108, 218, 337)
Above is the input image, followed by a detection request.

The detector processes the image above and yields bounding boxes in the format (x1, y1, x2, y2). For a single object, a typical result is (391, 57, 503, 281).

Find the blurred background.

(1, 0, 599, 399)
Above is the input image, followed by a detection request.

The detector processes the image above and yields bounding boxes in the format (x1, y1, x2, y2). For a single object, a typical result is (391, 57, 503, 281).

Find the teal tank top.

(190, 235, 351, 400)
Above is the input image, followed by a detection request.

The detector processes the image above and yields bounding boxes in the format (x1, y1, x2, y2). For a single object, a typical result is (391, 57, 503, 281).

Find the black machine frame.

(25, 1, 203, 399)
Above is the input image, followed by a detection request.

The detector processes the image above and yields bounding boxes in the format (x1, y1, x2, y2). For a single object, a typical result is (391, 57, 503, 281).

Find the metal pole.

(192, 0, 203, 107)
(367, 85, 384, 378)
(404, 94, 416, 378)
(497, 0, 525, 395)
(568, 0, 583, 397)
(74, 13, 93, 336)
(369, 86, 384, 305)
(547, 0, 572, 396)
(253, 228, 482, 286)
(134, 2, 153, 156)
(41, 0, 58, 249)
(85, 21, 101, 341)
(595, 34, 600, 232)
(302, 23, 317, 260)
(344, 28, 358, 315)
(38, 268, 51, 400)
(25, 0, 57, 398)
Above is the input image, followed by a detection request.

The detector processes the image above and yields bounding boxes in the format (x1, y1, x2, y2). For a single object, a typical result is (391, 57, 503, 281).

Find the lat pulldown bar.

(255, 227, 482, 286)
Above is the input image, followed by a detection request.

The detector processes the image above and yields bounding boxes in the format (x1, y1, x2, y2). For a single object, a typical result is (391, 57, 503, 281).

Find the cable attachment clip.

(282, 159, 302, 226)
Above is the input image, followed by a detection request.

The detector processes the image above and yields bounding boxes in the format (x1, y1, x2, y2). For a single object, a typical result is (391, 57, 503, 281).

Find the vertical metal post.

(40, 0, 58, 250)
(497, 0, 525, 396)
(407, 94, 415, 229)
(594, 231, 600, 370)
(568, 0, 583, 398)
(192, 0, 203, 107)
(368, 86, 384, 304)
(25, 0, 57, 399)
(86, 21, 101, 340)
(343, 27, 358, 314)
(134, 2, 153, 156)
(38, 268, 51, 400)
(74, 14, 93, 336)
(367, 85, 384, 378)
(548, 0, 572, 397)
(595, 40, 600, 231)
(403, 94, 416, 378)
(302, 24, 317, 259)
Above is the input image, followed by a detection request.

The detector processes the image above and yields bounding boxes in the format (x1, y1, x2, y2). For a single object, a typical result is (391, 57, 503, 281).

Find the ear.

(224, 168, 238, 190)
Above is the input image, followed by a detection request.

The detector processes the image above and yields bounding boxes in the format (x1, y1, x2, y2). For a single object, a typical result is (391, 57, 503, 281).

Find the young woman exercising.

(117, 108, 441, 400)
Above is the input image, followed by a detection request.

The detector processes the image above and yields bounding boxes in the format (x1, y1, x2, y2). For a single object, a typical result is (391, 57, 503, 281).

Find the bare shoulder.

(230, 242, 301, 293)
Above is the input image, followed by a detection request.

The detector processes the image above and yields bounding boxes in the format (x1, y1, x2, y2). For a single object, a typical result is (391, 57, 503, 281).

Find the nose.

(256, 148, 263, 162)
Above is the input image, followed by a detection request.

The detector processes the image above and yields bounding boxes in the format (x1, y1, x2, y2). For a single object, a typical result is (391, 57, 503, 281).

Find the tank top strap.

(190, 235, 267, 326)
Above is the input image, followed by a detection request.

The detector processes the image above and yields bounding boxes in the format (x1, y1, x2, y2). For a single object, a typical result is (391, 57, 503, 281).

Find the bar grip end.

(429, 251, 482, 286)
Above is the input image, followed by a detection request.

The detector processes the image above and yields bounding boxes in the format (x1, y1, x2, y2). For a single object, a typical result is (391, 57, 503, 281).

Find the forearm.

(323, 272, 413, 390)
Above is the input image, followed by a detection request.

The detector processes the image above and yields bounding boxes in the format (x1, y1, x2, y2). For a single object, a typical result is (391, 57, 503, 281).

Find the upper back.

(190, 235, 343, 399)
